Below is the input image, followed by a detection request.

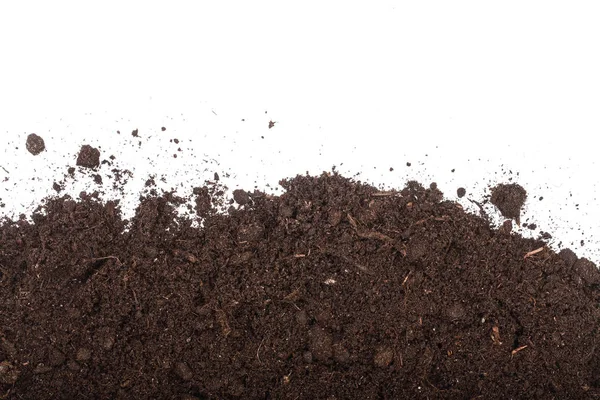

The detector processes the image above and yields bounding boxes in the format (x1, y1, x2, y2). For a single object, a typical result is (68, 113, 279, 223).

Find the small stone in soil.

(457, 187, 466, 198)
(26, 134, 45, 155)
(76, 145, 101, 169)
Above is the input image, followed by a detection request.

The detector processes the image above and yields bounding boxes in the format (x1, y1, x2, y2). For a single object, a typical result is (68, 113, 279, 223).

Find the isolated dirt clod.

(232, 189, 250, 205)
(26, 134, 45, 155)
(76, 145, 101, 169)
(490, 183, 527, 224)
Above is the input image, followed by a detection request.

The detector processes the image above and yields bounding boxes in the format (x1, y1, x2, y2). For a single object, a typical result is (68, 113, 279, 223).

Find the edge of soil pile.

(1, 172, 599, 399)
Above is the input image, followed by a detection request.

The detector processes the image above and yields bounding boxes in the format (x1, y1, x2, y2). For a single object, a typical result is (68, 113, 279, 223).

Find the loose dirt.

(1, 172, 599, 399)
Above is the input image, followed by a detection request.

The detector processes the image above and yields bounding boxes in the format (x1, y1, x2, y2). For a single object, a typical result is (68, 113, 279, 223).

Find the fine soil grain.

(1, 173, 599, 399)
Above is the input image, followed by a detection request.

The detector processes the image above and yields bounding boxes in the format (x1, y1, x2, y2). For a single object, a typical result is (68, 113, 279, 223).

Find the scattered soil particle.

(76, 145, 100, 169)
(490, 183, 527, 224)
(457, 187, 466, 198)
(268, 120, 276, 129)
(26, 134, 45, 155)
(0, 173, 598, 399)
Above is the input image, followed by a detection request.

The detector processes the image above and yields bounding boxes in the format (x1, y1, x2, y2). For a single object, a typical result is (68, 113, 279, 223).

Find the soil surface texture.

(25, 134, 45, 156)
(1, 173, 599, 399)
(490, 183, 528, 225)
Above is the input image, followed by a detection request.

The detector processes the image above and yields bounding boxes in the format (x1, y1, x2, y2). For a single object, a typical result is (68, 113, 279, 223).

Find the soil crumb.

(76, 145, 101, 169)
(233, 189, 250, 205)
(457, 187, 466, 198)
(0, 173, 598, 399)
(25, 134, 45, 155)
(490, 183, 527, 224)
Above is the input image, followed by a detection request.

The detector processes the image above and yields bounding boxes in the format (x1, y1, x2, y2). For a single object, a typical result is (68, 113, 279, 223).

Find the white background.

(1, 2, 598, 263)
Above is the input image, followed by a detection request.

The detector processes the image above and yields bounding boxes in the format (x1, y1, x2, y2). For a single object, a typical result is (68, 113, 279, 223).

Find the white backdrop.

(1, 2, 598, 263)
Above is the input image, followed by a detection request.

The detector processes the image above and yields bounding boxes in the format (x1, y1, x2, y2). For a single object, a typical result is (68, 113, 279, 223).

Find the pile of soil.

(1, 173, 599, 399)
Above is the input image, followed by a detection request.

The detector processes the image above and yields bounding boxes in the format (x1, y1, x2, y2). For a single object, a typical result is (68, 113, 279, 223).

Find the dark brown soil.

(76, 145, 101, 169)
(25, 134, 45, 155)
(233, 189, 250, 205)
(457, 187, 466, 198)
(1, 173, 599, 399)
(490, 183, 528, 225)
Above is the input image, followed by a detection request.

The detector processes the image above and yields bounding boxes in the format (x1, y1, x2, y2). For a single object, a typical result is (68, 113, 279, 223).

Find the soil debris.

(26, 134, 45, 155)
(490, 183, 527, 224)
(76, 145, 101, 169)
